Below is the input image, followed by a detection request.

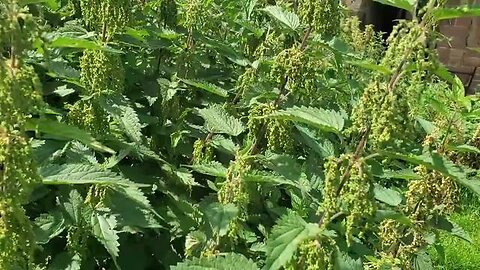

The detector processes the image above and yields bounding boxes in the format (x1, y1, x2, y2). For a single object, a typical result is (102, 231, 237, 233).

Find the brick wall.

(438, 0, 480, 94)
(343, 0, 480, 94)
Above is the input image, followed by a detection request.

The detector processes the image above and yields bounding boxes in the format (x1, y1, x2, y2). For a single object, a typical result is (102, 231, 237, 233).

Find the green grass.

(432, 195, 480, 270)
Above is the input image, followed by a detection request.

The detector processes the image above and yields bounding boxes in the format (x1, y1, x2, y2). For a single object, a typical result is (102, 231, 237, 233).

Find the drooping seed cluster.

(321, 155, 375, 244)
(299, 0, 341, 37)
(0, 1, 43, 268)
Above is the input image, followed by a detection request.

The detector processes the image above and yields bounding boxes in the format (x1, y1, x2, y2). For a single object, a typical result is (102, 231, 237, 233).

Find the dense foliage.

(1, 0, 480, 269)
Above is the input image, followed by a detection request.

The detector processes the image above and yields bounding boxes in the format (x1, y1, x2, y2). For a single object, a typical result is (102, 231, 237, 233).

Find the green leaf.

(48, 252, 82, 270)
(34, 211, 66, 244)
(243, 170, 295, 186)
(416, 117, 436, 135)
(380, 150, 480, 196)
(373, 0, 415, 11)
(106, 185, 164, 229)
(375, 210, 412, 225)
(189, 161, 228, 178)
(40, 164, 140, 186)
(296, 125, 335, 157)
(198, 104, 246, 136)
(91, 211, 120, 258)
(334, 251, 363, 270)
(414, 250, 433, 270)
(374, 184, 402, 206)
(263, 152, 302, 182)
(25, 118, 114, 154)
(265, 106, 344, 134)
(101, 95, 143, 143)
(446, 144, 480, 154)
(62, 189, 84, 225)
(180, 78, 228, 97)
(346, 60, 392, 75)
(433, 216, 472, 243)
(172, 253, 259, 270)
(204, 203, 239, 237)
(432, 6, 480, 20)
(50, 37, 122, 53)
(262, 5, 300, 32)
(264, 212, 321, 270)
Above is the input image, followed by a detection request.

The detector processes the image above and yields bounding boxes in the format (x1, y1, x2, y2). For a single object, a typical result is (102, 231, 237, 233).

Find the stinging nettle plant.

(1, 0, 480, 269)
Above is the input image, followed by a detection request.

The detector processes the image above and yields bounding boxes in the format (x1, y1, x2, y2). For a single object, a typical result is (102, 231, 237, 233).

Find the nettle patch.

(1, 0, 480, 269)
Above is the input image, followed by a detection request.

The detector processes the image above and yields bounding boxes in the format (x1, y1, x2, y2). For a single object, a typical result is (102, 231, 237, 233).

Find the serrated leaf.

(264, 212, 321, 270)
(189, 161, 228, 178)
(375, 210, 412, 225)
(243, 170, 295, 186)
(204, 203, 238, 237)
(432, 6, 480, 20)
(334, 251, 363, 270)
(380, 150, 480, 196)
(296, 125, 335, 157)
(101, 95, 143, 143)
(374, 184, 402, 206)
(414, 250, 433, 270)
(62, 189, 84, 224)
(172, 253, 259, 270)
(50, 36, 122, 53)
(106, 185, 163, 229)
(198, 104, 246, 136)
(40, 164, 141, 186)
(262, 6, 300, 32)
(263, 152, 302, 182)
(34, 211, 66, 244)
(25, 118, 114, 154)
(416, 117, 436, 135)
(180, 78, 228, 97)
(266, 106, 344, 134)
(210, 135, 238, 155)
(48, 252, 82, 270)
(373, 0, 415, 11)
(91, 211, 120, 258)
(433, 216, 472, 243)
(446, 144, 480, 154)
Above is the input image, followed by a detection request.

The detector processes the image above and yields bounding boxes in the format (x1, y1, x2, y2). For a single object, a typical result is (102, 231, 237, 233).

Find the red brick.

(437, 47, 450, 63)
(455, 18, 472, 27)
(463, 56, 480, 67)
(447, 65, 475, 74)
(448, 48, 466, 66)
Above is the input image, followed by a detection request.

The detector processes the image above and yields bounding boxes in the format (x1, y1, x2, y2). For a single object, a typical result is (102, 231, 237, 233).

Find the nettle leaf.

(40, 164, 138, 186)
(446, 144, 480, 154)
(265, 106, 344, 134)
(262, 5, 300, 32)
(296, 125, 335, 157)
(62, 189, 84, 225)
(374, 184, 402, 206)
(432, 6, 480, 20)
(414, 250, 433, 270)
(334, 251, 363, 270)
(243, 170, 295, 186)
(433, 216, 472, 243)
(373, 0, 415, 11)
(172, 253, 259, 270)
(264, 212, 321, 270)
(198, 104, 246, 136)
(204, 203, 239, 236)
(263, 152, 302, 182)
(48, 252, 82, 270)
(101, 95, 143, 143)
(25, 118, 114, 154)
(34, 211, 66, 244)
(106, 185, 163, 229)
(50, 36, 122, 53)
(91, 211, 120, 258)
(380, 150, 480, 196)
(180, 78, 228, 97)
(189, 161, 228, 178)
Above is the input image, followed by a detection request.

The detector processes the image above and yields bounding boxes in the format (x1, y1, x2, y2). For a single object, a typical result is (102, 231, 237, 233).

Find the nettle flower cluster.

(67, 0, 130, 136)
(0, 1, 43, 268)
